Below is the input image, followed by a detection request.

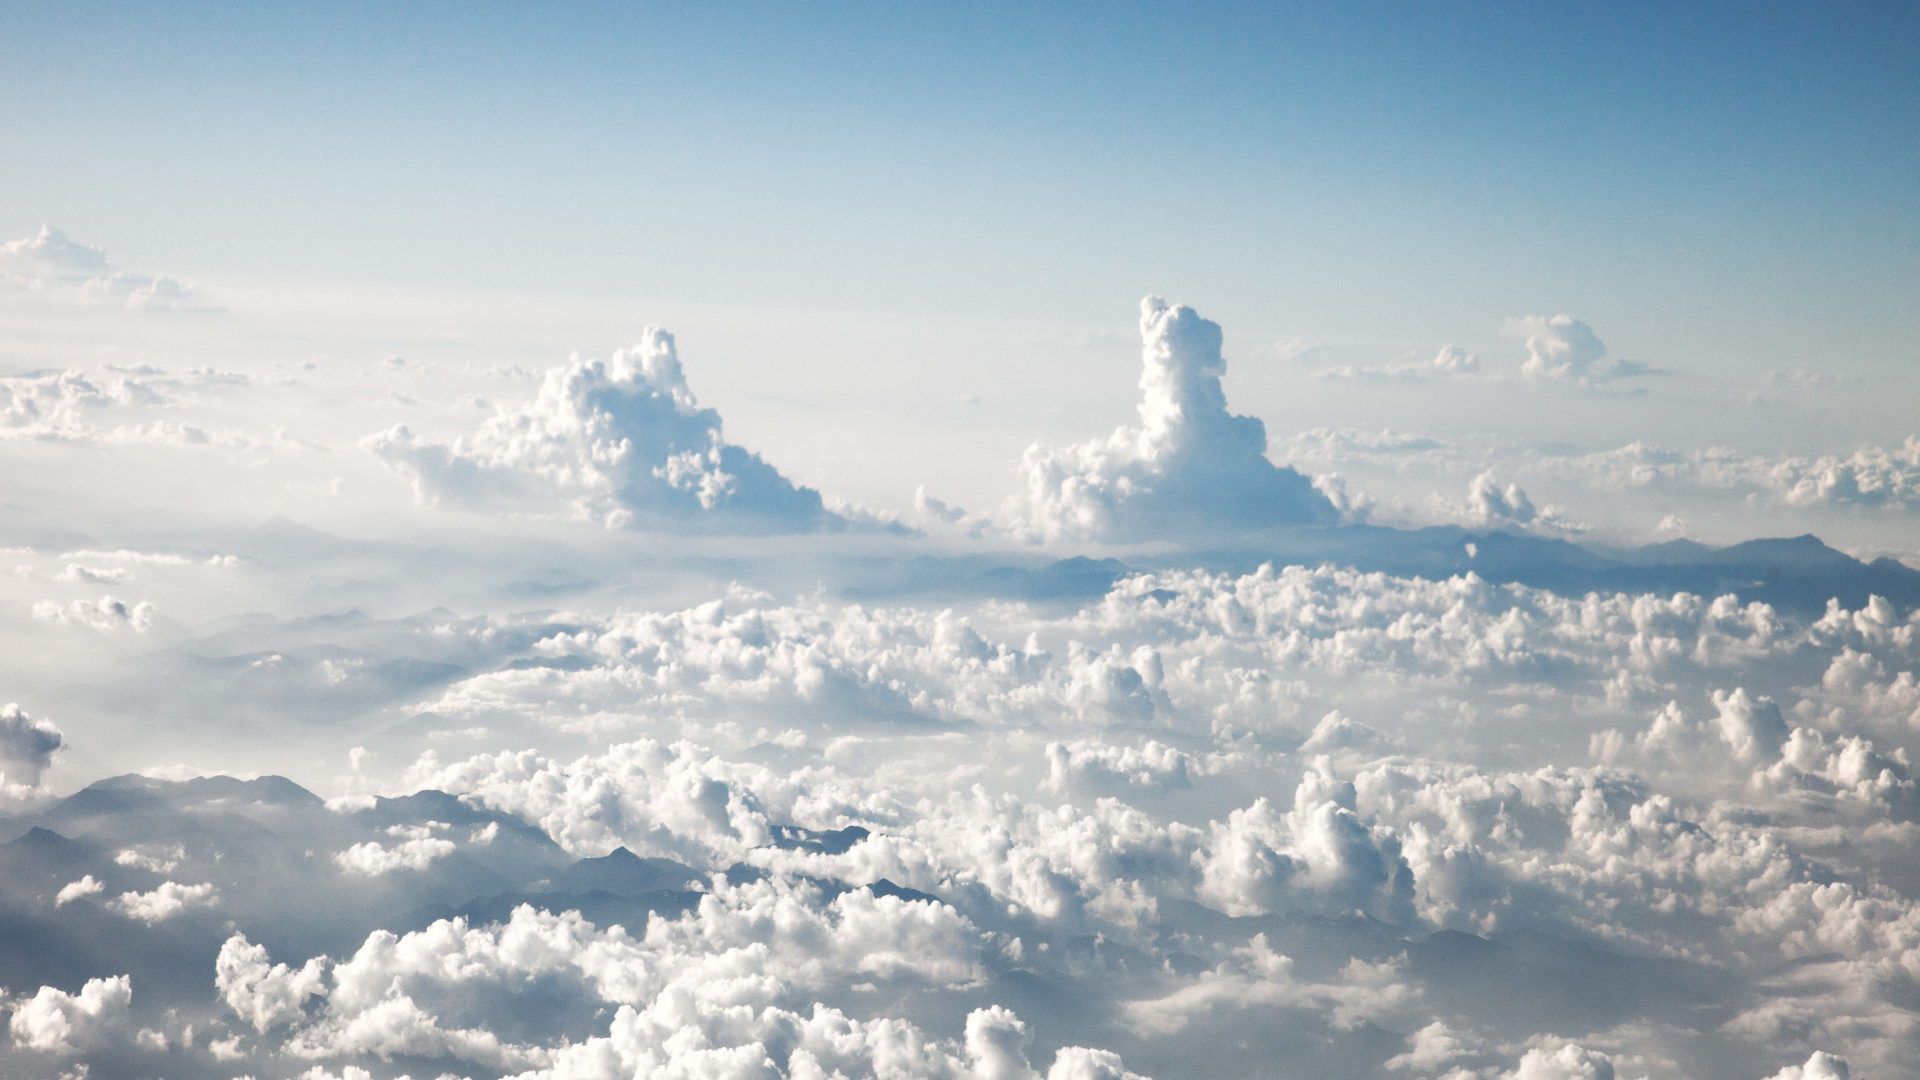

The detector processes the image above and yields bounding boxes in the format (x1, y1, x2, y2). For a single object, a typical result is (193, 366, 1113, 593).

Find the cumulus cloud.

(0, 702, 65, 789)
(32, 594, 155, 631)
(53, 875, 104, 906)
(208, 897, 1091, 1077)
(1508, 315, 1652, 386)
(1543, 437, 1920, 511)
(0, 225, 200, 309)
(1013, 297, 1336, 543)
(1451, 471, 1588, 535)
(364, 328, 861, 533)
(1506, 1043, 1614, 1080)
(0, 367, 174, 441)
(7, 975, 132, 1053)
(1762, 1051, 1850, 1080)
(216, 934, 331, 1033)
(334, 823, 457, 875)
(109, 880, 220, 923)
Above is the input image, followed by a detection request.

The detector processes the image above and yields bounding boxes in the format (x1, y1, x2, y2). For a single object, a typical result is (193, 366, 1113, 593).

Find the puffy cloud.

(1043, 1046, 1152, 1080)
(334, 823, 458, 875)
(1043, 739, 1201, 795)
(1385, 1020, 1474, 1072)
(1194, 762, 1416, 923)
(216, 934, 331, 1033)
(364, 328, 859, 533)
(109, 880, 220, 923)
(0, 225, 200, 309)
(211, 894, 1029, 1077)
(1761, 1051, 1849, 1080)
(1538, 437, 1920, 511)
(7, 975, 132, 1054)
(0, 364, 295, 444)
(1013, 297, 1336, 543)
(1765, 437, 1920, 509)
(0, 702, 65, 788)
(965, 1005, 1038, 1080)
(1452, 471, 1587, 535)
(1508, 316, 1650, 386)
(1506, 1043, 1614, 1080)
(54, 876, 103, 906)
(32, 594, 155, 631)
(11, 546, 1920, 1075)
(1711, 687, 1790, 763)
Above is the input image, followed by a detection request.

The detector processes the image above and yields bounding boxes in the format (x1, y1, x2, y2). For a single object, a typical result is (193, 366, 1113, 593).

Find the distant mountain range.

(883, 527, 1920, 614)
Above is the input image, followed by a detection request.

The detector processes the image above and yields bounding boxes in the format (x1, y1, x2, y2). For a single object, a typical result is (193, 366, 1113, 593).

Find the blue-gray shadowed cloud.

(0, 705, 65, 790)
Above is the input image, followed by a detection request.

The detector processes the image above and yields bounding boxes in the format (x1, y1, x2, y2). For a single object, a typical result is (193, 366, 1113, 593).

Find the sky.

(1, 5, 1919, 1080)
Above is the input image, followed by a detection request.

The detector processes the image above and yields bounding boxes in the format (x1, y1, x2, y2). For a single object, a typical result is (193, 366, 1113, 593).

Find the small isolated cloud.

(1014, 297, 1337, 543)
(333, 824, 456, 875)
(33, 595, 155, 632)
(0, 703, 65, 788)
(1507, 315, 1653, 386)
(109, 881, 220, 924)
(58, 563, 132, 584)
(0, 226, 201, 310)
(364, 328, 866, 533)
(1317, 345, 1481, 382)
(1445, 471, 1587, 535)
(54, 876, 104, 906)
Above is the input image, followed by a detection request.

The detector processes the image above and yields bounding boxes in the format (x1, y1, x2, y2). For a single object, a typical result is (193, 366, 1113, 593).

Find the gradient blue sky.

(3, 1, 1915, 374)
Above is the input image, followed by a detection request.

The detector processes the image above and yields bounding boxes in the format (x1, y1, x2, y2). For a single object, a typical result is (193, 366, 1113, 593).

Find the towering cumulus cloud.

(365, 329, 848, 532)
(1017, 297, 1335, 543)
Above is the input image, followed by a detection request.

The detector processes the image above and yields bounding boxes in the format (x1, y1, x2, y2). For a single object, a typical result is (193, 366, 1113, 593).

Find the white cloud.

(32, 594, 156, 631)
(1761, 1051, 1850, 1080)
(363, 328, 856, 532)
(1537, 437, 1920, 510)
(1316, 345, 1482, 382)
(109, 881, 220, 923)
(1385, 1020, 1475, 1072)
(1711, 686, 1790, 763)
(0, 368, 170, 441)
(1508, 316, 1651, 386)
(1012, 296, 1336, 543)
(1449, 471, 1587, 535)
(0, 702, 65, 788)
(334, 824, 458, 875)
(0, 225, 201, 310)
(1505, 1043, 1615, 1080)
(7, 975, 132, 1054)
(216, 934, 330, 1033)
(54, 876, 104, 906)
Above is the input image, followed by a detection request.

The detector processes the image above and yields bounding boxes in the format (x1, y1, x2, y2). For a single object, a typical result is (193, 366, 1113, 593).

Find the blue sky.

(3, 2, 1914, 372)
